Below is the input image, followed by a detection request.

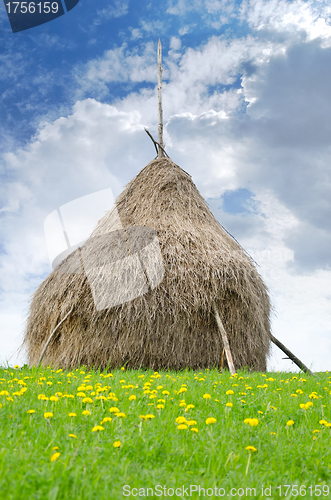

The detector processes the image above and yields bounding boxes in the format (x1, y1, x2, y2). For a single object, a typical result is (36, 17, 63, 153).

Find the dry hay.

(23, 157, 271, 371)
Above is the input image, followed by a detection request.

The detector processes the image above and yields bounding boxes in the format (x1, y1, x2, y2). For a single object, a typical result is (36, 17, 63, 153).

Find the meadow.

(0, 365, 330, 499)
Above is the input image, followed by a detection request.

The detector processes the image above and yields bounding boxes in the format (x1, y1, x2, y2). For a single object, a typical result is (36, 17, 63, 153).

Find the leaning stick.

(213, 303, 236, 375)
(37, 306, 74, 368)
(157, 39, 164, 158)
(270, 333, 314, 376)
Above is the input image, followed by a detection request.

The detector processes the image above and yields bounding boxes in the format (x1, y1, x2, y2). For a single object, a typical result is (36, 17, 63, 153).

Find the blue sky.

(1, 0, 331, 371)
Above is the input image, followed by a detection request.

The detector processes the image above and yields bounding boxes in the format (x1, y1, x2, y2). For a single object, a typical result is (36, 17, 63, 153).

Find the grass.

(1, 365, 331, 499)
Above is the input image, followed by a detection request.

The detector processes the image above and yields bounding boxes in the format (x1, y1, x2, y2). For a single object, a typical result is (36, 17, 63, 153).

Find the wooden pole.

(270, 333, 315, 376)
(213, 303, 236, 375)
(37, 306, 74, 368)
(157, 39, 164, 158)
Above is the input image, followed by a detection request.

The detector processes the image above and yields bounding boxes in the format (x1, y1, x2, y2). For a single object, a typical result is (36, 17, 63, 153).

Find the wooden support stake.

(157, 39, 164, 158)
(37, 306, 74, 368)
(270, 333, 315, 376)
(213, 303, 236, 375)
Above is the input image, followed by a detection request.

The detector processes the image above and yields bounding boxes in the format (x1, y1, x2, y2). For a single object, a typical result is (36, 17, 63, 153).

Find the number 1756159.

(5, 2, 59, 14)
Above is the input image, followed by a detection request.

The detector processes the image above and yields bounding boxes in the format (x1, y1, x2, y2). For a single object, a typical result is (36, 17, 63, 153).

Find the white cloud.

(93, 0, 129, 26)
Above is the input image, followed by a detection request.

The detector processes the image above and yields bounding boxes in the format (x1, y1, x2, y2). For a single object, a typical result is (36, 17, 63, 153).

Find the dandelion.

(52, 447, 59, 450)
(206, 417, 216, 425)
(258, 411, 263, 414)
(50, 396, 59, 402)
(177, 424, 188, 430)
(113, 440, 121, 448)
(270, 432, 277, 436)
(101, 417, 112, 424)
(203, 394, 211, 399)
(44, 412, 53, 419)
(116, 412, 126, 418)
(286, 420, 294, 426)
(109, 407, 120, 413)
(319, 420, 328, 426)
(82, 397, 93, 404)
(82, 410, 90, 416)
(225, 402, 233, 407)
(129, 395, 136, 401)
(27, 409, 35, 414)
(162, 390, 170, 395)
(226, 390, 234, 395)
(157, 404, 164, 409)
(145, 414, 155, 419)
(191, 428, 199, 433)
(68, 434, 77, 438)
(313, 430, 320, 433)
(187, 420, 197, 426)
(186, 404, 195, 410)
(244, 418, 259, 427)
(0, 391, 9, 396)
(176, 416, 187, 424)
(50, 452, 60, 462)
(246, 446, 257, 452)
(91, 425, 104, 432)
(68, 412, 76, 417)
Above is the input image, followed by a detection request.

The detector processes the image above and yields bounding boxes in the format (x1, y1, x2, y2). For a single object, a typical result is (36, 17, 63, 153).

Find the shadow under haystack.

(23, 157, 271, 371)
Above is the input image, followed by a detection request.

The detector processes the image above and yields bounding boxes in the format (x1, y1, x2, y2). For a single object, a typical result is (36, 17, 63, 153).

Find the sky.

(0, 0, 331, 372)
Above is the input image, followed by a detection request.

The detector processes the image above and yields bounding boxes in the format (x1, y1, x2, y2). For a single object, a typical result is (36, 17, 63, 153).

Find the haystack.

(24, 156, 271, 371)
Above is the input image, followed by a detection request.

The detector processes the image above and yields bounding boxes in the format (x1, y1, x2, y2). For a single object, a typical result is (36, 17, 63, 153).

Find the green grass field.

(0, 365, 330, 499)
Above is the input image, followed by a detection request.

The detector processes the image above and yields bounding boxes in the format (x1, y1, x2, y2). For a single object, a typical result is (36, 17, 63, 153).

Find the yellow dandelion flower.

(109, 407, 120, 413)
(91, 425, 104, 432)
(206, 417, 217, 425)
(50, 452, 60, 462)
(82, 410, 90, 416)
(241, 400, 246, 403)
(157, 404, 164, 409)
(225, 402, 233, 407)
(319, 420, 328, 425)
(68, 434, 77, 438)
(286, 420, 294, 426)
(52, 447, 59, 450)
(177, 424, 188, 430)
(203, 394, 211, 399)
(77, 392, 86, 397)
(245, 446, 257, 452)
(145, 414, 155, 419)
(270, 432, 277, 436)
(113, 440, 121, 448)
(101, 417, 112, 424)
(82, 397, 93, 404)
(187, 420, 197, 426)
(27, 409, 35, 414)
(244, 418, 259, 426)
(44, 412, 53, 419)
(179, 402, 186, 407)
(190, 427, 199, 433)
(68, 413, 76, 417)
(49, 396, 58, 402)
(186, 404, 195, 410)
(139, 415, 147, 420)
(313, 430, 320, 433)
(116, 412, 126, 418)
(176, 416, 187, 424)
(129, 395, 136, 401)
(162, 390, 170, 395)
(226, 390, 234, 395)
(14, 365, 20, 369)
